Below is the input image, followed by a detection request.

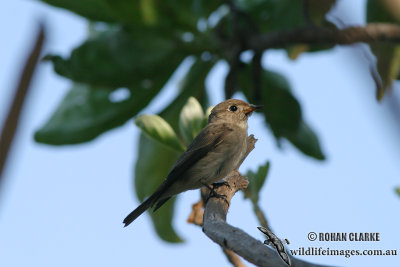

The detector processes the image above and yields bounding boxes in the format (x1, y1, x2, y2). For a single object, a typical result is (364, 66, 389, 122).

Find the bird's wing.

(163, 123, 232, 186)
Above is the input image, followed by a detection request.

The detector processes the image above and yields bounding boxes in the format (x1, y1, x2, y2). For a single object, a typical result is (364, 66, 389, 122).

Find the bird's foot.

(211, 180, 231, 190)
(202, 182, 229, 205)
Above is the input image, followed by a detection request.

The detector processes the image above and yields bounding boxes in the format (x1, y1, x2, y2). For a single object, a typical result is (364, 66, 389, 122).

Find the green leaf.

(34, 83, 161, 144)
(395, 187, 400, 197)
(179, 97, 204, 144)
(367, 0, 400, 100)
(286, 121, 325, 160)
(367, 0, 400, 22)
(44, 28, 183, 88)
(135, 114, 184, 152)
(238, 65, 325, 160)
(240, 68, 302, 136)
(261, 70, 302, 136)
(371, 45, 400, 100)
(149, 198, 181, 243)
(40, 0, 117, 22)
(41, 0, 221, 30)
(203, 106, 214, 127)
(104, 0, 153, 26)
(243, 161, 270, 204)
(239, 0, 303, 32)
(36, 29, 185, 145)
(307, 0, 337, 23)
(134, 134, 183, 243)
(160, 58, 215, 130)
(134, 0, 222, 31)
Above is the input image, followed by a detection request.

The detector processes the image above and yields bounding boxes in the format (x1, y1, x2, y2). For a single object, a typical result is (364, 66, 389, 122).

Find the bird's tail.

(123, 193, 159, 227)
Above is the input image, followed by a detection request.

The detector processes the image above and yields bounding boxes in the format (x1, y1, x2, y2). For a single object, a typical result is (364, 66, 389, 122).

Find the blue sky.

(0, 1, 399, 266)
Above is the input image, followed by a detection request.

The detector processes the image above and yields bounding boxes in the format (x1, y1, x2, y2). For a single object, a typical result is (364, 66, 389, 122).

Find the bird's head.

(208, 99, 262, 126)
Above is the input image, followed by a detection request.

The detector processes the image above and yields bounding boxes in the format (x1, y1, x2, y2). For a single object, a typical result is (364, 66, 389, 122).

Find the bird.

(123, 99, 262, 227)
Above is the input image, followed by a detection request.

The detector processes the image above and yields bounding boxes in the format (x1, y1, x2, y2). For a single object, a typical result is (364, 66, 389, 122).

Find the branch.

(187, 189, 247, 267)
(251, 201, 272, 232)
(0, 23, 45, 188)
(199, 135, 333, 267)
(247, 23, 400, 51)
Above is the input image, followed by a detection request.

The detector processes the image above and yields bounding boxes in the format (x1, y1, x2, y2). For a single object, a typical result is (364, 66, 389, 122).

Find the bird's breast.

(188, 128, 247, 185)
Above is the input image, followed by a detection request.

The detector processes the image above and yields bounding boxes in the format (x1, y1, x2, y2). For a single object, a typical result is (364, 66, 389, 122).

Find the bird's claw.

(202, 182, 230, 205)
(207, 191, 229, 206)
(211, 180, 231, 189)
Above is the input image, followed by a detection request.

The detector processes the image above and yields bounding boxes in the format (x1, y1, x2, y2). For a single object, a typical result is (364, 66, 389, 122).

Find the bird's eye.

(229, 105, 238, 112)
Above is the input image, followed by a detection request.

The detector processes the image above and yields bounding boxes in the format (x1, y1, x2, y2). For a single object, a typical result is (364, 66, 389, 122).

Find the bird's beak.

(244, 104, 263, 116)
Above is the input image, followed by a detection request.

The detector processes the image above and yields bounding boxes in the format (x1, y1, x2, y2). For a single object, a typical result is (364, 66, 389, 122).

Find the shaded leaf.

(142, 0, 222, 30)
(44, 28, 182, 88)
(161, 58, 215, 130)
(203, 106, 214, 127)
(243, 161, 270, 204)
(239, 67, 302, 136)
(307, 0, 337, 24)
(41, 0, 220, 29)
(36, 29, 185, 145)
(239, 0, 304, 32)
(104, 0, 153, 26)
(261, 70, 302, 136)
(135, 114, 184, 152)
(106, 0, 221, 30)
(286, 121, 325, 160)
(134, 134, 183, 243)
(35, 83, 161, 144)
(370, 44, 400, 100)
(179, 97, 204, 144)
(238, 65, 325, 160)
(395, 187, 400, 197)
(286, 21, 337, 59)
(287, 0, 337, 59)
(41, 0, 117, 22)
(367, 0, 400, 100)
(149, 198, 182, 243)
(238, 0, 336, 58)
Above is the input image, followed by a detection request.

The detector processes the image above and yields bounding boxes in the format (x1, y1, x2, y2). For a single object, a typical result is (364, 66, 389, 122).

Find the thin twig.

(252, 201, 272, 232)
(0, 23, 45, 188)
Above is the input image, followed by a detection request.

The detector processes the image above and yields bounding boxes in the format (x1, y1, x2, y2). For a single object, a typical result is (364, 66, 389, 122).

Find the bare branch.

(188, 189, 247, 267)
(0, 23, 45, 189)
(247, 23, 400, 51)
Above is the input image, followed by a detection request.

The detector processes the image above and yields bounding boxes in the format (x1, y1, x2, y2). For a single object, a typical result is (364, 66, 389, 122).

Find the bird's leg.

(263, 239, 273, 246)
(201, 182, 229, 205)
(211, 180, 231, 190)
